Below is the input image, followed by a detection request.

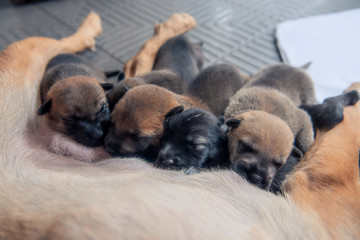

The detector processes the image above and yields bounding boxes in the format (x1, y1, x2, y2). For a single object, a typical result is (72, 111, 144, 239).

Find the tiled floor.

(1, 0, 359, 75)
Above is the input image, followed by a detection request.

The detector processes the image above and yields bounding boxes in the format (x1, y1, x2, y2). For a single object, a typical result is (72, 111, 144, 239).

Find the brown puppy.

(224, 87, 314, 189)
(283, 86, 360, 239)
(188, 63, 250, 116)
(124, 13, 196, 78)
(249, 63, 316, 106)
(37, 53, 113, 147)
(106, 69, 186, 112)
(104, 84, 209, 159)
(2, 17, 360, 239)
(153, 34, 204, 84)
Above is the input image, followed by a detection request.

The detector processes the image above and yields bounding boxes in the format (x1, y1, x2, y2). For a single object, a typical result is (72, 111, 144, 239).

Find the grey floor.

(0, 0, 359, 76)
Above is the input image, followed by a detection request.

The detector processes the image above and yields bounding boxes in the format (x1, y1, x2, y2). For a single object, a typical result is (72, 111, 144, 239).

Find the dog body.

(2, 12, 360, 240)
(248, 63, 316, 106)
(155, 107, 229, 171)
(188, 63, 249, 116)
(153, 34, 203, 84)
(106, 69, 186, 112)
(225, 87, 314, 189)
(38, 53, 112, 147)
(104, 84, 209, 159)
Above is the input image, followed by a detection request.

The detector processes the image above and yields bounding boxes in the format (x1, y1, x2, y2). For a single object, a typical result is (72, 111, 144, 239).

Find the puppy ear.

(218, 116, 229, 134)
(100, 83, 114, 91)
(165, 105, 184, 119)
(291, 146, 304, 158)
(225, 118, 242, 129)
(37, 99, 52, 115)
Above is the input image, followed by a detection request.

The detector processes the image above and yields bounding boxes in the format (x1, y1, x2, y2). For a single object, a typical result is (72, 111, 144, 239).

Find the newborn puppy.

(153, 34, 204, 83)
(104, 84, 209, 160)
(225, 87, 314, 190)
(188, 63, 250, 116)
(154, 107, 229, 173)
(106, 69, 186, 112)
(249, 63, 316, 106)
(38, 54, 113, 147)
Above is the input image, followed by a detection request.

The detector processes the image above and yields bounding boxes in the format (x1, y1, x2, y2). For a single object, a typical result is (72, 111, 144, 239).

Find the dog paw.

(156, 13, 196, 36)
(77, 12, 103, 50)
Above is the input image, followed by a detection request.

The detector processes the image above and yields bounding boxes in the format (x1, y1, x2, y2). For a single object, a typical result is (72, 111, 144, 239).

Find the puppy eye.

(190, 143, 207, 151)
(238, 141, 255, 153)
(100, 104, 107, 113)
(61, 117, 76, 123)
(273, 161, 283, 169)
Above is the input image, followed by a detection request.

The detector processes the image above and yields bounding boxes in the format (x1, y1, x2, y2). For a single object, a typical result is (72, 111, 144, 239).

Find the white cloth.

(276, 8, 360, 102)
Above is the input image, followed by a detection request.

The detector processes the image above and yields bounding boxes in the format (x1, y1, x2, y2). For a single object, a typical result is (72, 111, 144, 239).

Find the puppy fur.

(106, 69, 186, 112)
(153, 34, 204, 84)
(188, 63, 250, 116)
(2, 12, 360, 240)
(37, 53, 112, 147)
(225, 87, 314, 189)
(104, 84, 210, 159)
(155, 107, 229, 172)
(248, 63, 316, 106)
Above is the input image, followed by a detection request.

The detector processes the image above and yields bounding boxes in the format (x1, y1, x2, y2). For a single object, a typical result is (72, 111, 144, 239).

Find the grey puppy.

(188, 63, 249, 116)
(153, 34, 204, 84)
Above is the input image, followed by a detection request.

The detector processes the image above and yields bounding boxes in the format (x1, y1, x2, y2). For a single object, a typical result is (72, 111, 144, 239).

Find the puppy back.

(247, 63, 316, 106)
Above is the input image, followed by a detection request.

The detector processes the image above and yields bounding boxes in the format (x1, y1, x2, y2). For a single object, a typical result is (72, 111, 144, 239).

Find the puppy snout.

(231, 163, 248, 178)
(91, 128, 103, 139)
(250, 173, 263, 185)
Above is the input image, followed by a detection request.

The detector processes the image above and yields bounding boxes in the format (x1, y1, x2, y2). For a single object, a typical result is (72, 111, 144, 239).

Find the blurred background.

(0, 0, 359, 76)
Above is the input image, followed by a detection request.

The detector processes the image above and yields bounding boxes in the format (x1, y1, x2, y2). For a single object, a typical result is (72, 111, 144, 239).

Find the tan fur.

(123, 13, 196, 78)
(283, 95, 360, 239)
(0, 11, 359, 240)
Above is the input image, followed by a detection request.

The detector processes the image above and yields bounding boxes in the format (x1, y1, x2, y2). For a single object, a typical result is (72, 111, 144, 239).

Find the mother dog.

(0, 12, 359, 240)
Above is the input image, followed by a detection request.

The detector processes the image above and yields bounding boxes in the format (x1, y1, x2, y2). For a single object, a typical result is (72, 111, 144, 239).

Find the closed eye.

(238, 141, 255, 153)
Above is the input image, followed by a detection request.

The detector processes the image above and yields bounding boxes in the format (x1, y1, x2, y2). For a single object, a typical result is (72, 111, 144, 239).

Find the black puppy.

(269, 90, 360, 194)
(153, 34, 204, 84)
(154, 106, 230, 173)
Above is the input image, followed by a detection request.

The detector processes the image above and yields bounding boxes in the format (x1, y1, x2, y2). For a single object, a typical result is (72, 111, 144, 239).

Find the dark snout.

(155, 148, 183, 170)
(231, 163, 270, 190)
(104, 131, 121, 156)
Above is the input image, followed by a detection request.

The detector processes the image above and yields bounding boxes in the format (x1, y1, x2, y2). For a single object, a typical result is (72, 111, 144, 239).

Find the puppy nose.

(250, 173, 262, 184)
(158, 150, 174, 165)
(92, 128, 103, 139)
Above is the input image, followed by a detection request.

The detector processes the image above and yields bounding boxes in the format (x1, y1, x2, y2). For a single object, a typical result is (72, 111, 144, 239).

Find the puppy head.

(104, 85, 179, 158)
(37, 76, 111, 147)
(226, 111, 294, 189)
(154, 107, 228, 170)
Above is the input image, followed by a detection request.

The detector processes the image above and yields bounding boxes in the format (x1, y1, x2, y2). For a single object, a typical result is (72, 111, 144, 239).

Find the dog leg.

(284, 95, 360, 239)
(123, 13, 196, 78)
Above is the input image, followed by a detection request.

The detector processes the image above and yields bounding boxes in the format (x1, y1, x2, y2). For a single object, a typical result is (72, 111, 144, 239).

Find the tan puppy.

(2, 12, 360, 240)
(104, 84, 209, 159)
(123, 13, 196, 78)
(38, 54, 113, 147)
(249, 63, 316, 106)
(283, 85, 360, 239)
(106, 69, 186, 112)
(225, 87, 314, 189)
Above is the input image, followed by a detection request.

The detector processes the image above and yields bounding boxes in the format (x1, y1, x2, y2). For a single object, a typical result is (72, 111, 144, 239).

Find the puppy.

(104, 84, 209, 160)
(248, 63, 316, 106)
(106, 69, 186, 112)
(188, 63, 250, 116)
(270, 90, 360, 194)
(124, 13, 196, 77)
(37, 53, 113, 147)
(154, 107, 229, 173)
(153, 34, 204, 83)
(224, 87, 314, 189)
